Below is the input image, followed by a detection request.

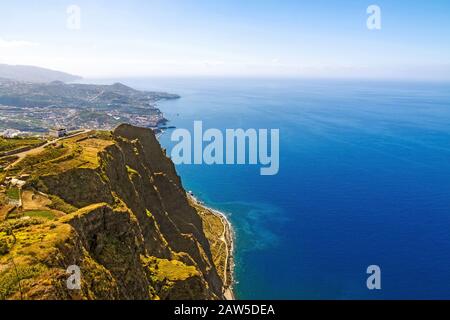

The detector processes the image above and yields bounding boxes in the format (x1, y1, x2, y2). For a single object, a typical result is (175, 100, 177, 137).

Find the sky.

(0, 0, 449, 80)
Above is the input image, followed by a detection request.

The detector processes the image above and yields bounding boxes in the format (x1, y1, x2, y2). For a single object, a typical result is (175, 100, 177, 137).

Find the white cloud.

(271, 58, 280, 64)
(0, 38, 39, 48)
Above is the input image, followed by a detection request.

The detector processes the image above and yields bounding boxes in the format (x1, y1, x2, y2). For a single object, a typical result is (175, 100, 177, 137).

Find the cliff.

(0, 125, 231, 300)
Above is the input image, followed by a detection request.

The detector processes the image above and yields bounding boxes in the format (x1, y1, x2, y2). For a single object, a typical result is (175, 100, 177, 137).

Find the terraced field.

(0, 137, 44, 154)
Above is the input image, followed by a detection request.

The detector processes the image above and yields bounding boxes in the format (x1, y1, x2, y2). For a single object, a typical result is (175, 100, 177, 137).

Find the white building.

(10, 178, 26, 188)
(1, 129, 21, 138)
(49, 128, 67, 138)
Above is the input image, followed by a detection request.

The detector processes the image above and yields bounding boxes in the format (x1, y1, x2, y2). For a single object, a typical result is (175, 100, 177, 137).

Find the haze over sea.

(107, 78, 450, 299)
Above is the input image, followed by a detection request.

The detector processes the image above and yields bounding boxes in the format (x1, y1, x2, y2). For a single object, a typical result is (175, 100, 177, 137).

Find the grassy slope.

(6, 132, 113, 178)
(23, 210, 56, 220)
(0, 129, 227, 300)
(5, 188, 19, 201)
(0, 137, 43, 153)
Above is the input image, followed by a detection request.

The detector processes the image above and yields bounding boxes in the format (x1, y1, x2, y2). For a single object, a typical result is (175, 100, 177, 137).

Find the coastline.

(188, 193, 236, 300)
(155, 107, 235, 299)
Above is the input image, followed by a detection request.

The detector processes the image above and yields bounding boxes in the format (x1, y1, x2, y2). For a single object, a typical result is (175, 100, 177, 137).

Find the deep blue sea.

(109, 78, 450, 299)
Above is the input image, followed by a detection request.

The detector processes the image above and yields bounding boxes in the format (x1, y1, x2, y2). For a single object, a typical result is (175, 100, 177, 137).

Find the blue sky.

(0, 0, 449, 79)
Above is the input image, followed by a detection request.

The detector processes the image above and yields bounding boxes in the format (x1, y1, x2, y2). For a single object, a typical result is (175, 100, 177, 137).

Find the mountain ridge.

(0, 64, 82, 83)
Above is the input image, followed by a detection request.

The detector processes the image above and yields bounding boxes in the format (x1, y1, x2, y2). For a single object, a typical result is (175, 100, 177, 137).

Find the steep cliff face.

(0, 125, 227, 300)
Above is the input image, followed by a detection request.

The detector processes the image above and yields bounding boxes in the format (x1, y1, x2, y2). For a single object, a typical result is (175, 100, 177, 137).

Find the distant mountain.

(0, 78, 180, 109)
(0, 64, 82, 83)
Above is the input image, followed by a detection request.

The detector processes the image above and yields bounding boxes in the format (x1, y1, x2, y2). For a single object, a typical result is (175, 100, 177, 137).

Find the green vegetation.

(23, 210, 56, 221)
(0, 238, 9, 255)
(76, 140, 110, 168)
(48, 195, 77, 214)
(126, 165, 140, 178)
(0, 219, 73, 299)
(143, 257, 199, 283)
(5, 209, 22, 220)
(95, 130, 113, 141)
(0, 217, 46, 257)
(0, 137, 43, 153)
(142, 256, 201, 299)
(14, 145, 68, 172)
(6, 187, 20, 201)
(6, 133, 113, 177)
(191, 200, 229, 284)
(0, 264, 47, 300)
(0, 218, 44, 233)
(0, 125, 227, 300)
(0, 155, 18, 168)
(0, 193, 7, 207)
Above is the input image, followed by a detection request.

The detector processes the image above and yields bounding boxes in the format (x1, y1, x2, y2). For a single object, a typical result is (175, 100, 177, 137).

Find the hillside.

(0, 64, 81, 83)
(0, 125, 232, 300)
(0, 79, 180, 132)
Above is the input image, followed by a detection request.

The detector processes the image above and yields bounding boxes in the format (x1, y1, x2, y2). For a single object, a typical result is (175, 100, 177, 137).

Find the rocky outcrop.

(0, 124, 226, 300)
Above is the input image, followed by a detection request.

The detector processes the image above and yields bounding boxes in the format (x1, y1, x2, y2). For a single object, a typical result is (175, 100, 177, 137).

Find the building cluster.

(1, 129, 23, 138)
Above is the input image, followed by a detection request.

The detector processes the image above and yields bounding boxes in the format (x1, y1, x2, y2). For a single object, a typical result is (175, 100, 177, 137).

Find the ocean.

(112, 77, 450, 299)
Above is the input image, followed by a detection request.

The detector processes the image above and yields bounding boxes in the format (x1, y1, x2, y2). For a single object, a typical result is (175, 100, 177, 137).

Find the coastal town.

(0, 77, 182, 221)
(0, 78, 179, 134)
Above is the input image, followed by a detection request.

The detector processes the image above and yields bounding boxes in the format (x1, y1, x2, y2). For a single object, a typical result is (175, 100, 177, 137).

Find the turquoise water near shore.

(120, 78, 450, 299)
